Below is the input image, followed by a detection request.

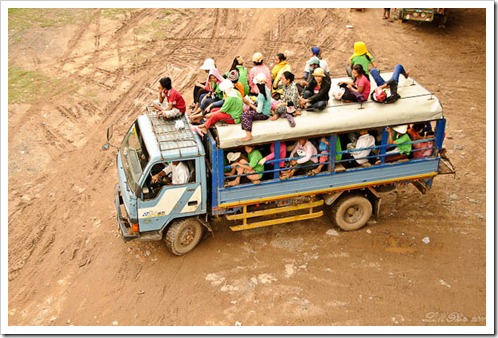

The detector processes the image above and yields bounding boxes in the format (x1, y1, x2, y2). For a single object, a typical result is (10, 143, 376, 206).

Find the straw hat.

(312, 68, 325, 77)
(227, 152, 241, 163)
(252, 52, 264, 63)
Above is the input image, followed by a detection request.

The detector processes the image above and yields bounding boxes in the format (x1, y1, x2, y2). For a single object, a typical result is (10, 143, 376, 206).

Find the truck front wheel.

(165, 218, 204, 256)
(329, 194, 373, 231)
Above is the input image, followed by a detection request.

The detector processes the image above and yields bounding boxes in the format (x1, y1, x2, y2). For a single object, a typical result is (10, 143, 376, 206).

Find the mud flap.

(412, 179, 431, 195)
(197, 215, 214, 236)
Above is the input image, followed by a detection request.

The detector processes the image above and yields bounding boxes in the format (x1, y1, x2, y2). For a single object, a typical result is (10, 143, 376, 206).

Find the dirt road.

(6, 7, 488, 331)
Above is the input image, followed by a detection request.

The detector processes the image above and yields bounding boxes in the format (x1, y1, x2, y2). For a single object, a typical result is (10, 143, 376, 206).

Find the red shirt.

(163, 88, 186, 113)
(355, 75, 371, 101)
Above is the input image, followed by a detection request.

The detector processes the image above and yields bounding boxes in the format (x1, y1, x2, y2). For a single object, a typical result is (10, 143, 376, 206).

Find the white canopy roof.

(215, 73, 443, 149)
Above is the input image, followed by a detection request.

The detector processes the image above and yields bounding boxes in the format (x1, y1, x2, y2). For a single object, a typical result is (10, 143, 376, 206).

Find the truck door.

(137, 159, 203, 233)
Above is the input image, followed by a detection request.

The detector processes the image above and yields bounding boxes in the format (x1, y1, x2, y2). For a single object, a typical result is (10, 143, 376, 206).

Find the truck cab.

(114, 112, 208, 255)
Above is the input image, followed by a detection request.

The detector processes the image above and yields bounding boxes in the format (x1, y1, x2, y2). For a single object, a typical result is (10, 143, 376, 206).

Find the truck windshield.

(121, 122, 148, 193)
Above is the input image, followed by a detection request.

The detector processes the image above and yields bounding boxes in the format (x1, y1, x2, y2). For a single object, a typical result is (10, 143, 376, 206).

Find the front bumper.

(115, 183, 139, 241)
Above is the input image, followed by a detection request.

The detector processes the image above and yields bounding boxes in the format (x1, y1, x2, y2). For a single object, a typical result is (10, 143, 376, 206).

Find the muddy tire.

(329, 194, 372, 231)
(165, 218, 203, 256)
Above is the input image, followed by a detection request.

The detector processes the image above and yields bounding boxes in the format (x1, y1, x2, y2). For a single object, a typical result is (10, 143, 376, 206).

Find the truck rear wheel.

(165, 218, 203, 256)
(329, 194, 372, 231)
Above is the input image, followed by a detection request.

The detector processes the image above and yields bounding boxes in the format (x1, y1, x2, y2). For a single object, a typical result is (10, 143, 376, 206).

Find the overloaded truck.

(105, 73, 455, 255)
(392, 8, 448, 27)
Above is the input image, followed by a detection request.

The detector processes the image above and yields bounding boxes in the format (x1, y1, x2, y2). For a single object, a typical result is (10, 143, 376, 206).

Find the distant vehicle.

(105, 73, 455, 256)
(393, 8, 448, 28)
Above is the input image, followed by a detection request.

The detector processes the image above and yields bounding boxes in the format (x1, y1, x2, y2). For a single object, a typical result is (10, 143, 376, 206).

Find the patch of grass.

(9, 8, 90, 29)
(8, 8, 91, 42)
(101, 8, 138, 20)
(8, 66, 69, 104)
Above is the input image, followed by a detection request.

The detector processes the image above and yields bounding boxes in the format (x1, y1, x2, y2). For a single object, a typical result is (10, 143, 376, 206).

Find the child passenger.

(225, 146, 264, 187)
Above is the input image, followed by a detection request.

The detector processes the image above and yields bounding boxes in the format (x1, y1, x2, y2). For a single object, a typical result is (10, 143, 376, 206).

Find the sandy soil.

(6, 7, 487, 331)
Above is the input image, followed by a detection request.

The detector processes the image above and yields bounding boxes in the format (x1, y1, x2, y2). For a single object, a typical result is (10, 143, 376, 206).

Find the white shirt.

(162, 162, 190, 184)
(352, 134, 376, 164)
(303, 59, 330, 74)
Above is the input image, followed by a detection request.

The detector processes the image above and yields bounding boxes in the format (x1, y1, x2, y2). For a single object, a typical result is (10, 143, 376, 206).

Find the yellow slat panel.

(226, 200, 323, 221)
(229, 211, 323, 231)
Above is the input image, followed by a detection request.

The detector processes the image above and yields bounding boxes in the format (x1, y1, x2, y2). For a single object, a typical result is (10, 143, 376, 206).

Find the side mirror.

(106, 124, 114, 142)
(103, 124, 117, 151)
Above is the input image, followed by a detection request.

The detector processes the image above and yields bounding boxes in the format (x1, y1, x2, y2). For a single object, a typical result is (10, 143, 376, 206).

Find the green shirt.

(351, 54, 374, 76)
(248, 149, 264, 178)
(220, 91, 243, 124)
(236, 65, 250, 96)
(335, 138, 342, 161)
(394, 133, 412, 155)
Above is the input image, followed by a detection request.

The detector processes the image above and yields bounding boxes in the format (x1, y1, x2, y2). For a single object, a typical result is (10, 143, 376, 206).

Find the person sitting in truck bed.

(258, 141, 287, 169)
(308, 136, 343, 175)
(341, 129, 377, 168)
(379, 125, 412, 163)
(152, 77, 187, 119)
(151, 161, 190, 185)
(225, 145, 264, 187)
(280, 138, 318, 180)
(199, 79, 243, 135)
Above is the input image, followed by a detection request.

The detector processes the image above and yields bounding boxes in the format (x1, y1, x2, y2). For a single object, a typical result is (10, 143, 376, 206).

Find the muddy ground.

(6, 7, 489, 332)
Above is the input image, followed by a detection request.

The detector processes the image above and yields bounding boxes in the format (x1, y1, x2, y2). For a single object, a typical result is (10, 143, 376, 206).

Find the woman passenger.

(298, 68, 331, 111)
(349, 41, 376, 77)
(241, 73, 272, 142)
(271, 71, 300, 126)
(338, 64, 370, 103)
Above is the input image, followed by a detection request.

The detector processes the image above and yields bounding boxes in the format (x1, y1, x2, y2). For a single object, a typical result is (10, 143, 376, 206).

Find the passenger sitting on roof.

(379, 125, 412, 163)
(341, 129, 376, 168)
(271, 53, 292, 91)
(225, 56, 250, 96)
(241, 73, 272, 142)
(225, 146, 264, 187)
(297, 56, 320, 94)
(189, 68, 224, 123)
(308, 137, 342, 175)
(248, 52, 272, 95)
(370, 64, 411, 103)
(227, 69, 245, 98)
(152, 77, 187, 119)
(338, 64, 370, 103)
(349, 41, 376, 78)
(192, 58, 216, 111)
(151, 161, 190, 185)
(303, 46, 330, 80)
(298, 68, 331, 111)
(271, 71, 300, 127)
(199, 79, 243, 135)
(280, 138, 318, 179)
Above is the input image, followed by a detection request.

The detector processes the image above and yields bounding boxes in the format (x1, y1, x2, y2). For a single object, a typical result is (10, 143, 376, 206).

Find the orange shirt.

(234, 82, 244, 98)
